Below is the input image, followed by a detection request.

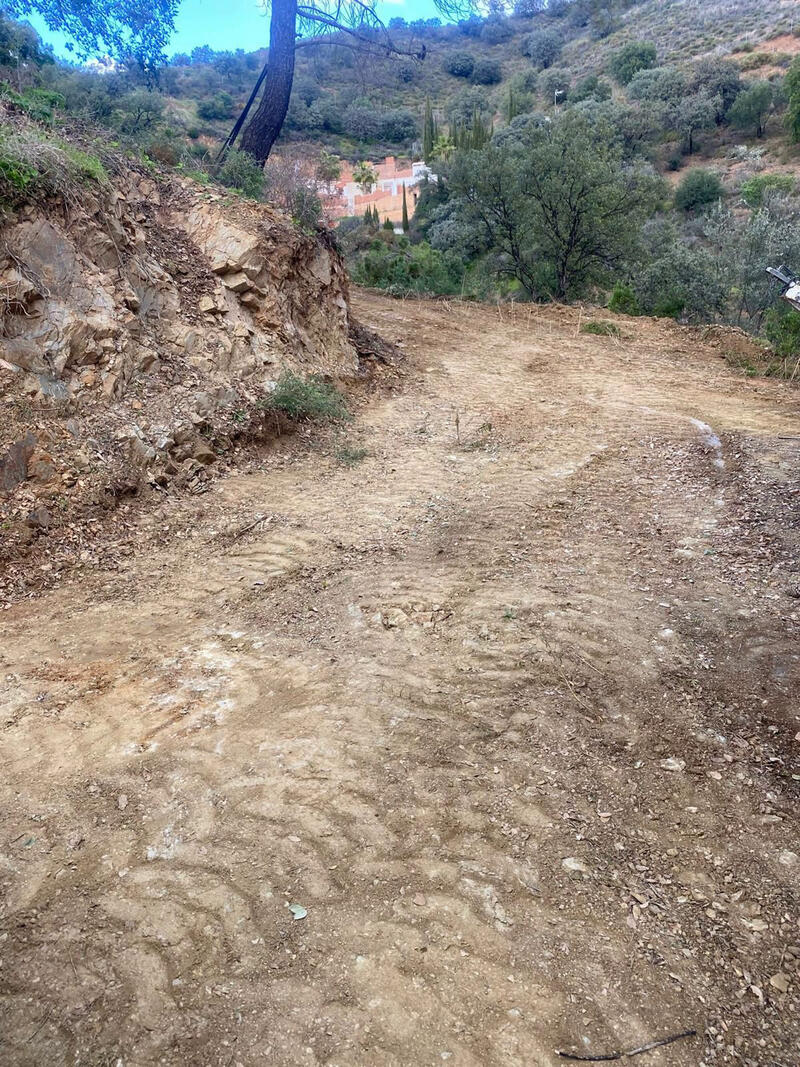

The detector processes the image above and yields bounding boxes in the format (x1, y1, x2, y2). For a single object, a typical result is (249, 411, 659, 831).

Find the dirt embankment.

(0, 166, 367, 595)
(1, 292, 798, 1065)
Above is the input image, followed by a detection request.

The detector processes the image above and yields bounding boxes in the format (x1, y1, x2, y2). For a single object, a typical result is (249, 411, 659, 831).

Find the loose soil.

(1, 294, 799, 1066)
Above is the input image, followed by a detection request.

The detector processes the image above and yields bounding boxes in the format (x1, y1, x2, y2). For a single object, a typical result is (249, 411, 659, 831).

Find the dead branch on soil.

(556, 1027, 697, 1061)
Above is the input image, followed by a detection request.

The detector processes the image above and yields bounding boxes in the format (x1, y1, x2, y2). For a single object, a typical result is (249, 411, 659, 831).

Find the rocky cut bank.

(0, 153, 359, 584)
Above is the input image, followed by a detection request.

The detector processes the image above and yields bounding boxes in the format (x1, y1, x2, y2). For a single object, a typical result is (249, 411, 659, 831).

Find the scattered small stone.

(660, 757, 686, 772)
(562, 857, 589, 875)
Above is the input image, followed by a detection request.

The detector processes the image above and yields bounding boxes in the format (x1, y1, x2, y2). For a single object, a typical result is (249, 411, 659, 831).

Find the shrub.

(353, 240, 463, 295)
(740, 173, 795, 208)
(146, 138, 179, 165)
(379, 108, 417, 142)
(0, 130, 106, 210)
(0, 137, 37, 205)
(197, 92, 235, 121)
(523, 29, 563, 69)
(481, 18, 513, 45)
(63, 145, 107, 183)
(581, 319, 621, 336)
(21, 87, 64, 123)
(608, 41, 657, 86)
(570, 75, 612, 103)
(539, 68, 571, 101)
(674, 169, 723, 212)
(265, 372, 350, 421)
(763, 306, 800, 358)
(472, 58, 502, 85)
(217, 149, 265, 198)
(608, 282, 640, 315)
(445, 52, 475, 78)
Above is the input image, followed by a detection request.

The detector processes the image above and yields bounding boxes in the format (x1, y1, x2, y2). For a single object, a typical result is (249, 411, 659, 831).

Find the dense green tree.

(689, 57, 742, 121)
(445, 52, 475, 78)
(523, 28, 563, 70)
(471, 57, 502, 85)
(447, 87, 490, 126)
(608, 41, 657, 86)
(112, 88, 165, 133)
(634, 220, 726, 321)
(197, 91, 235, 121)
(447, 112, 663, 299)
(539, 67, 570, 103)
(569, 74, 612, 103)
(626, 66, 686, 104)
(703, 199, 800, 327)
(480, 17, 513, 45)
(674, 92, 718, 154)
(728, 79, 773, 138)
(5, 0, 178, 70)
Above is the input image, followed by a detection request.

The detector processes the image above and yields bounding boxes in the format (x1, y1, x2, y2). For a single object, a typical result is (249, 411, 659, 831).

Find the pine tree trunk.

(240, 0, 298, 165)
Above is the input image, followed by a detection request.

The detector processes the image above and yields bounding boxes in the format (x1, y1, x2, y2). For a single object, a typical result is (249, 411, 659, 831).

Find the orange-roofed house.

(321, 156, 437, 227)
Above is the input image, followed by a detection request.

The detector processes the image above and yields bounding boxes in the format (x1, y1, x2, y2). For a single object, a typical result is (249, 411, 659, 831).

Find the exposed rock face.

(0, 173, 356, 398)
(0, 168, 358, 569)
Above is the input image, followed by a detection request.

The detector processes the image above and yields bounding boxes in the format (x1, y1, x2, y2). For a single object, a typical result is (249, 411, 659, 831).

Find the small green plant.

(581, 319, 621, 336)
(335, 444, 369, 466)
(265, 371, 350, 421)
(183, 167, 211, 184)
(217, 149, 265, 199)
(608, 282, 640, 316)
(0, 130, 105, 209)
(503, 607, 517, 620)
(62, 145, 107, 183)
(0, 140, 36, 203)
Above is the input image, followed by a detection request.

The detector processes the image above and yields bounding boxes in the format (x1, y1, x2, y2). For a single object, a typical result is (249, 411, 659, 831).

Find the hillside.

(5, 1, 799, 167)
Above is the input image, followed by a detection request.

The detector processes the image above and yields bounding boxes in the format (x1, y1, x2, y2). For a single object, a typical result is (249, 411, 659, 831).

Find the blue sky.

(30, 0, 443, 60)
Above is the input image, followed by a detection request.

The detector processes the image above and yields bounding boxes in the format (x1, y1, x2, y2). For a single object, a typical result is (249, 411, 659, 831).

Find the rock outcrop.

(0, 166, 359, 572)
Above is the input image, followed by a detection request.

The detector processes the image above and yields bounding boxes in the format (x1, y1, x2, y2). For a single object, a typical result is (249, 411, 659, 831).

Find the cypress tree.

(401, 185, 409, 231)
(423, 97, 435, 161)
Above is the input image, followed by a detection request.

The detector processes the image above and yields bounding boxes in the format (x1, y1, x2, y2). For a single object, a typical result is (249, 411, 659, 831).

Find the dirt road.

(1, 294, 799, 1065)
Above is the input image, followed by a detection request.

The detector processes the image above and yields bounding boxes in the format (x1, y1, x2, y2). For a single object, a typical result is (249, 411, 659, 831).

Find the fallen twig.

(26, 1009, 51, 1043)
(556, 1028, 697, 1061)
